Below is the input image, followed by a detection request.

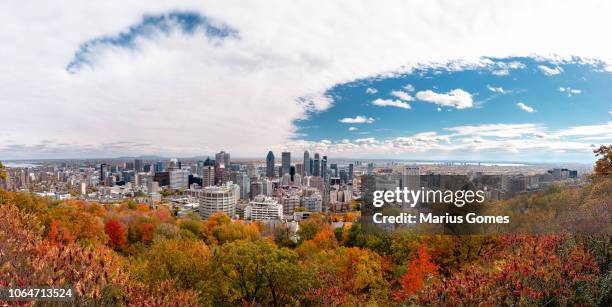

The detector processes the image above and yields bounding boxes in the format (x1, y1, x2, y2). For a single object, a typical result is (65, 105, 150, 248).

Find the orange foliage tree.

(47, 219, 75, 244)
(593, 144, 612, 176)
(394, 245, 438, 302)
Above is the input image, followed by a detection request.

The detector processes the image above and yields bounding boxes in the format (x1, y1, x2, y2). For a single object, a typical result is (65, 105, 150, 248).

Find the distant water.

(3, 162, 41, 168)
(408, 161, 526, 167)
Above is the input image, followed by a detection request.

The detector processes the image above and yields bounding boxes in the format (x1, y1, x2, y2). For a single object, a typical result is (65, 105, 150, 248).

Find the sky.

(0, 0, 611, 162)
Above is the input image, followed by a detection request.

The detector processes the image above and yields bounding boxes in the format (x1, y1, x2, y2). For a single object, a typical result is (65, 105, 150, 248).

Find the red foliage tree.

(416, 235, 601, 306)
(105, 219, 126, 249)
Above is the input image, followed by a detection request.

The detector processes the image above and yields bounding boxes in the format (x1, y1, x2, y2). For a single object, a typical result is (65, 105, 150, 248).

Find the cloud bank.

(2, 0, 612, 159)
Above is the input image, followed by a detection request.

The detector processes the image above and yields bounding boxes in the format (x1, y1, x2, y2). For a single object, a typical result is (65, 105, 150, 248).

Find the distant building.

(215, 151, 231, 166)
(313, 153, 320, 177)
(169, 169, 190, 190)
(245, 195, 283, 221)
(402, 166, 420, 190)
(202, 166, 215, 187)
(153, 171, 170, 187)
(99, 163, 108, 183)
(266, 151, 275, 178)
(281, 152, 291, 176)
(235, 172, 250, 199)
(80, 181, 87, 195)
(134, 159, 143, 172)
(301, 187, 323, 212)
(197, 184, 239, 219)
(321, 156, 328, 180)
(303, 151, 310, 176)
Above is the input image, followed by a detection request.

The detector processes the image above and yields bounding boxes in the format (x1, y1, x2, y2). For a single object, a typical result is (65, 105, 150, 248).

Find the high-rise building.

(99, 163, 108, 183)
(339, 170, 348, 183)
(235, 172, 250, 200)
(134, 159, 143, 172)
(154, 161, 164, 172)
(80, 181, 87, 195)
(309, 158, 314, 175)
(321, 156, 328, 179)
(281, 152, 291, 176)
(198, 184, 239, 219)
(303, 151, 310, 176)
(348, 163, 354, 181)
(202, 166, 215, 187)
(204, 157, 215, 167)
(313, 153, 320, 176)
(330, 163, 338, 177)
(215, 151, 230, 166)
(266, 151, 275, 178)
(367, 163, 374, 175)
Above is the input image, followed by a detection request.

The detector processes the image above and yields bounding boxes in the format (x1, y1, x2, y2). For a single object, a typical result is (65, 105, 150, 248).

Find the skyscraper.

(134, 159, 143, 172)
(281, 152, 291, 176)
(235, 172, 250, 200)
(321, 155, 328, 180)
(266, 151, 275, 178)
(99, 163, 108, 183)
(330, 163, 338, 177)
(348, 163, 354, 182)
(203, 166, 215, 187)
(215, 151, 230, 166)
(313, 153, 320, 176)
(309, 158, 314, 175)
(303, 151, 310, 176)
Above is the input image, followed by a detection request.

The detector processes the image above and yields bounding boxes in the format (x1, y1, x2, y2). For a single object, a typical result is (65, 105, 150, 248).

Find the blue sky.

(290, 58, 612, 162)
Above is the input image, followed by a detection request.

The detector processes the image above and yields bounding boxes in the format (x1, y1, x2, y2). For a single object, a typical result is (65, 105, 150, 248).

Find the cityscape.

(0, 150, 588, 228)
(1, 1, 611, 305)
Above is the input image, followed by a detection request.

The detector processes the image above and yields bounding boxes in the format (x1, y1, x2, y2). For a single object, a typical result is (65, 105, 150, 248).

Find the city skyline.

(1, 1, 612, 162)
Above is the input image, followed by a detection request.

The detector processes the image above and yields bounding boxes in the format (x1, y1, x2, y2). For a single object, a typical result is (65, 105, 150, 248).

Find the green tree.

(202, 240, 308, 306)
(0, 161, 6, 181)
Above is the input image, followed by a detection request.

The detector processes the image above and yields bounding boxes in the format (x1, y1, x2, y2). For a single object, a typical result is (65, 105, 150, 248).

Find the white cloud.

(365, 87, 378, 94)
(339, 116, 375, 124)
(372, 98, 411, 109)
(278, 122, 605, 161)
(403, 84, 415, 92)
(516, 102, 535, 113)
(609, 111, 612, 115)
(415, 89, 474, 109)
(390, 90, 414, 101)
(554, 122, 612, 137)
(2, 1, 612, 158)
(348, 126, 358, 131)
(538, 65, 563, 76)
(444, 123, 543, 138)
(487, 85, 506, 93)
(559, 87, 582, 96)
(492, 69, 510, 76)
